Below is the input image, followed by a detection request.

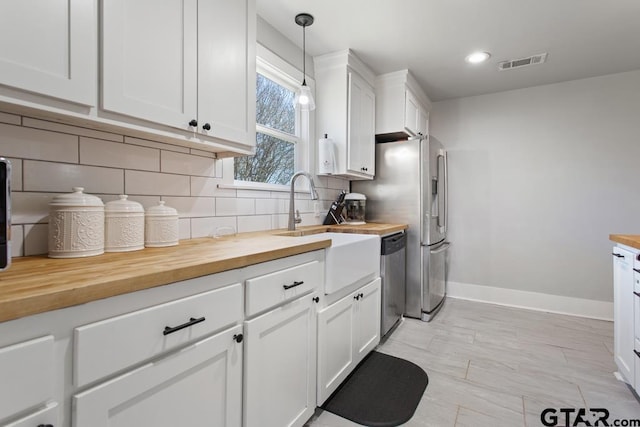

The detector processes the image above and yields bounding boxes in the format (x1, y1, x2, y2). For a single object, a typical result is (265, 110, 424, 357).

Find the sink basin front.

(321, 233, 380, 294)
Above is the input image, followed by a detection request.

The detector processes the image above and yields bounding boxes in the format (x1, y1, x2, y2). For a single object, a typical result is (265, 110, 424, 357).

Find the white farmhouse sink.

(319, 233, 380, 294)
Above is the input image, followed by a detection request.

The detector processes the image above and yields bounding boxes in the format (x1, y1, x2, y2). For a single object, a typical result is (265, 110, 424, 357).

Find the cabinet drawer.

(4, 402, 58, 427)
(0, 336, 54, 421)
(74, 282, 243, 387)
(246, 260, 321, 316)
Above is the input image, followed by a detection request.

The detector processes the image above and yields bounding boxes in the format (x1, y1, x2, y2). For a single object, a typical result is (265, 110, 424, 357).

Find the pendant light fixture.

(294, 13, 315, 111)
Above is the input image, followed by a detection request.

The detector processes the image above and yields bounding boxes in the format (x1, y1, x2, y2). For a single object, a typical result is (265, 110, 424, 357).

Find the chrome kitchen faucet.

(288, 171, 319, 231)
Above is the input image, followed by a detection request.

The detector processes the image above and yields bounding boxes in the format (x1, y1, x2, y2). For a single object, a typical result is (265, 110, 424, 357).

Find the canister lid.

(146, 201, 178, 217)
(105, 195, 144, 213)
(344, 192, 366, 201)
(49, 187, 104, 207)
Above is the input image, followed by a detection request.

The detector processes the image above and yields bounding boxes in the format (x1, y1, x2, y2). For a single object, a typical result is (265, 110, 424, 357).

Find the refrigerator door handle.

(430, 242, 450, 254)
(443, 151, 448, 234)
(436, 153, 447, 232)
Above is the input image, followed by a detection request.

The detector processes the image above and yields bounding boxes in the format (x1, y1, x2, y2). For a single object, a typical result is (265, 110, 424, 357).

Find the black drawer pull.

(635, 350, 640, 359)
(163, 317, 206, 336)
(634, 291, 640, 298)
(613, 253, 625, 258)
(634, 268, 640, 274)
(312, 296, 320, 303)
(354, 295, 360, 301)
(283, 281, 304, 290)
(38, 425, 53, 427)
(233, 333, 243, 343)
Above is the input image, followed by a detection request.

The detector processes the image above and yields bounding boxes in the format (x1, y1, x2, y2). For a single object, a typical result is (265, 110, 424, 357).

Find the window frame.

(232, 44, 314, 191)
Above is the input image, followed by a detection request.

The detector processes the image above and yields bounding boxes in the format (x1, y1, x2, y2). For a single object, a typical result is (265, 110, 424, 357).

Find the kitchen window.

(234, 47, 311, 187)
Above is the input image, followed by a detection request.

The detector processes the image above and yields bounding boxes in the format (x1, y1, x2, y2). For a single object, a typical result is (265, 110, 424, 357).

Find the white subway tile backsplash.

(271, 214, 288, 230)
(255, 198, 278, 215)
(161, 151, 216, 177)
(24, 160, 124, 194)
(328, 177, 349, 190)
(178, 218, 191, 240)
(124, 136, 190, 153)
(24, 223, 48, 256)
(7, 158, 22, 191)
(237, 189, 269, 199)
(11, 225, 23, 257)
(23, 117, 123, 142)
(237, 215, 271, 233)
(12, 192, 52, 224)
(191, 176, 236, 198)
(161, 196, 215, 218)
(216, 197, 254, 216)
(125, 170, 190, 196)
(3, 116, 338, 257)
(80, 137, 160, 171)
(0, 123, 78, 163)
(191, 216, 237, 238)
(0, 111, 20, 126)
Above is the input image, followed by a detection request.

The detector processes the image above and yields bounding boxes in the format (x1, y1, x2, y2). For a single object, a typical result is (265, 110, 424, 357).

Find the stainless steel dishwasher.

(380, 232, 407, 337)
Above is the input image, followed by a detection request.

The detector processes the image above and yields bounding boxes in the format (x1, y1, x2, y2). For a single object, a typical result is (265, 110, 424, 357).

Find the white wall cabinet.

(375, 70, 431, 142)
(101, 0, 255, 148)
(613, 245, 636, 385)
(74, 325, 243, 427)
(314, 49, 376, 180)
(0, 0, 96, 106)
(317, 278, 381, 405)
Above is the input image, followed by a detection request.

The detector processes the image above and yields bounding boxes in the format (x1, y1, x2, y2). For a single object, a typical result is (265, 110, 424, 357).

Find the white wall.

(431, 70, 640, 304)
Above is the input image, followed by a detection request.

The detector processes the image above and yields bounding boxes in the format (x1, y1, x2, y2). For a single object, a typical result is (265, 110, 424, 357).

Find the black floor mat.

(321, 351, 429, 427)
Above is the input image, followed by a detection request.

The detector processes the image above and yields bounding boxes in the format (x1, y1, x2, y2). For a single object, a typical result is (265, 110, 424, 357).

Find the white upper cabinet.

(348, 71, 376, 177)
(101, 0, 198, 129)
(0, 0, 96, 106)
(375, 70, 431, 142)
(315, 49, 376, 180)
(101, 0, 255, 149)
(198, 0, 256, 147)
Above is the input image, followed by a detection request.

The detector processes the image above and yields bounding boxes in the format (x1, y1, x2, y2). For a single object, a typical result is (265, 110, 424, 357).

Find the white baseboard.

(447, 281, 613, 321)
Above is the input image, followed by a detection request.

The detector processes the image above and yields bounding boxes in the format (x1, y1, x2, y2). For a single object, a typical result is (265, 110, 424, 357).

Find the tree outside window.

(234, 73, 299, 185)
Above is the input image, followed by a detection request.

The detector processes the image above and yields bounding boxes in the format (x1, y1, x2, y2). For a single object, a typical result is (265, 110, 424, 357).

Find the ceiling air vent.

(498, 53, 548, 71)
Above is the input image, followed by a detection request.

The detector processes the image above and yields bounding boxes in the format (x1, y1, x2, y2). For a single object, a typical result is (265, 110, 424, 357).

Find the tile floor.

(305, 298, 640, 427)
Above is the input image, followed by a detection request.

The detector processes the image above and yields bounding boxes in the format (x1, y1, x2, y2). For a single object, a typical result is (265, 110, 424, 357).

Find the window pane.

(234, 132, 294, 185)
(256, 73, 295, 135)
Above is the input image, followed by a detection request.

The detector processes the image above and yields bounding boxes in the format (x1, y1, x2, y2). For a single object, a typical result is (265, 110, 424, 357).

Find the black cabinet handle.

(634, 291, 640, 298)
(312, 296, 320, 303)
(613, 253, 625, 258)
(163, 317, 205, 336)
(189, 119, 198, 127)
(635, 349, 640, 359)
(283, 280, 304, 290)
(359, 293, 364, 298)
(202, 123, 211, 131)
(38, 425, 53, 427)
(354, 295, 360, 301)
(233, 333, 243, 343)
(634, 268, 640, 273)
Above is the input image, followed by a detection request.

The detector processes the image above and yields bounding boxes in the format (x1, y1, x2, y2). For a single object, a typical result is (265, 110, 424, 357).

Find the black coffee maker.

(0, 158, 10, 270)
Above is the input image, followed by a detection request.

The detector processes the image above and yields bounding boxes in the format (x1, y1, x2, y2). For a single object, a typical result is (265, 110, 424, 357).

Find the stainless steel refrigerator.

(352, 136, 449, 321)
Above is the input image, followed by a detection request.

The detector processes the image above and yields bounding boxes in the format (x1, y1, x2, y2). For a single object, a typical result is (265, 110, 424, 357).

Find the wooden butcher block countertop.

(610, 234, 640, 250)
(0, 223, 407, 323)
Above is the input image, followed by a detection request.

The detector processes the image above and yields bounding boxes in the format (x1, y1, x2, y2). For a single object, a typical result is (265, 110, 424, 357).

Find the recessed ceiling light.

(465, 51, 491, 64)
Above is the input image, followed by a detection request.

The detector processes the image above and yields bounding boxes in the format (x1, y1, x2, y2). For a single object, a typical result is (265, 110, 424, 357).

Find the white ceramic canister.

(48, 187, 105, 258)
(104, 195, 144, 252)
(144, 201, 179, 247)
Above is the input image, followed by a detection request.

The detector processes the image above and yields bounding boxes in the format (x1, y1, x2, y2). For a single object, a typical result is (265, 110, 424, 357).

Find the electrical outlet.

(314, 202, 321, 217)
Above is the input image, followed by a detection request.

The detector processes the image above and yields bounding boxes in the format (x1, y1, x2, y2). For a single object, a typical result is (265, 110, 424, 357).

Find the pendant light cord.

(302, 24, 307, 86)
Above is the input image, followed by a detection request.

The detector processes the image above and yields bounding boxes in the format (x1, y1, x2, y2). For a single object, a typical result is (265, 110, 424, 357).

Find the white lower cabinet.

(74, 324, 243, 427)
(613, 245, 635, 384)
(317, 278, 381, 405)
(244, 293, 318, 427)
